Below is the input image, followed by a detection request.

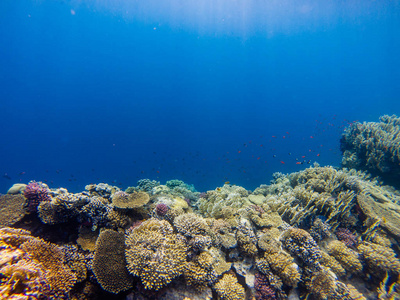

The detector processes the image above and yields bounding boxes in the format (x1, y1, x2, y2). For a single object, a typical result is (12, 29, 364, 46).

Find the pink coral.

(24, 182, 51, 212)
(336, 228, 358, 249)
(156, 203, 169, 216)
(254, 272, 277, 300)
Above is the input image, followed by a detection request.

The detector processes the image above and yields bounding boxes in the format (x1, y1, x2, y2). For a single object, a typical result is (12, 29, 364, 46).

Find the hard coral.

(156, 202, 169, 216)
(112, 190, 150, 209)
(125, 219, 187, 290)
(213, 273, 245, 300)
(0, 194, 26, 226)
(93, 229, 133, 294)
(335, 227, 358, 249)
(24, 181, 51, 212)
(281, 228, 321, 271)
(327, 240, 362, 274)
(254, 272, 277, 300)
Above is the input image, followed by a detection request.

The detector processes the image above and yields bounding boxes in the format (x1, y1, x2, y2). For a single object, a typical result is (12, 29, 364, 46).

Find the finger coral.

(125, 219, 187, 290)
(93, 229, 133, 294)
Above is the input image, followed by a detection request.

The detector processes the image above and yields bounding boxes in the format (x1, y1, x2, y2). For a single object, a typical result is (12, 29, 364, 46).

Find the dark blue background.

(1, 0, 399, 192)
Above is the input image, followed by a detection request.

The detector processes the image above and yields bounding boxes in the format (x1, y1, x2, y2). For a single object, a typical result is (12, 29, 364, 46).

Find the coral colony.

(2, 115, 400, 299)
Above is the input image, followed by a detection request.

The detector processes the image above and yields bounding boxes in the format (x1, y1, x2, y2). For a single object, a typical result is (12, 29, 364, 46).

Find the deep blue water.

(1, 0, 399, 193)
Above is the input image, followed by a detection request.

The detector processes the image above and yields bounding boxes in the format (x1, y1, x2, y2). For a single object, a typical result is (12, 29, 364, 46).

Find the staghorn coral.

(213, 273, 245, 300)
(357, 241, 400, 278)
(0, 194, 27, 227)
(281, 228, 321, 271)
(125, 219, 187, 290)
(92, 229, 133, 294)
(326, 240, 363, 274)
(340, 115, 400, 187)
(24, 181, 51, 212)
(112, 190, 150, 209)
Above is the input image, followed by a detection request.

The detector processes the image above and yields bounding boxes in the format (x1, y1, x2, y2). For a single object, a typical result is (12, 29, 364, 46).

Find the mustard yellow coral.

(93, 229, 133, 294)
(112, 191, 150, 209)
(125, 219, 187, 290)
(214, 273, 245, 300)
(358, 241, 400, 277)
(327, 240, 362, 274)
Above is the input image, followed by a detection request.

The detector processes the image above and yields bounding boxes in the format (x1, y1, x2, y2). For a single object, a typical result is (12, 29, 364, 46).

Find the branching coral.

(24, 181, 51, 212)
(125, 219, 187, 290)
(326, 240, 362, 274)
(93, 229, 133, 294)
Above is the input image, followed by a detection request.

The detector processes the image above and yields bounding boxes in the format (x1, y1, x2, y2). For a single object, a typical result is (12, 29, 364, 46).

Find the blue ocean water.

(1, 0, 399, 193)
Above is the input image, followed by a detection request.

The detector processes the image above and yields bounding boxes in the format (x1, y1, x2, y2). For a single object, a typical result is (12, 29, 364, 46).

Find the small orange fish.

(225, 181, 230, 184)
(301, 156, 306, 158)
(257, 157, 261, 160)
(296, 162, 302, 164)
(280, 161, 285, 164)
(238, 151, 241, 153)
(317, 153, 320, 157)
(310, 136, 314, 139)
(272, 135, 277, 138)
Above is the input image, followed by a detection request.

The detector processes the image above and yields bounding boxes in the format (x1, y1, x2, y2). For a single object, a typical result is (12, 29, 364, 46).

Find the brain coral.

(125, 219, 187, 290)
(213, 273, 245, 300)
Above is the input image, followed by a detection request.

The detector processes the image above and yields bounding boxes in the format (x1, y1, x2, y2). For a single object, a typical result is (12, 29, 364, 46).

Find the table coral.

(112, 190, 150, 209)
(92, 229, 133, 294)
(125, 219, 187, 290)
(213, 273, 245, 300)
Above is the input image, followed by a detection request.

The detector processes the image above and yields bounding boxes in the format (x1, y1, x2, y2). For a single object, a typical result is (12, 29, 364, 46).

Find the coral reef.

(125, 219, 187, 290)
(0, 194, 27, 226)
(93, 229, 133, 294)
(340, 115, 400, 186)
(326, 240, 363, 274)
(155, 202, 169, 216)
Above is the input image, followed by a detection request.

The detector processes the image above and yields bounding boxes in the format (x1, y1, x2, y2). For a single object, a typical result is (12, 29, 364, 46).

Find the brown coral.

(0, 194, 26, 227)
(93, 229, 133, 294)
(125, 219, 187, 290)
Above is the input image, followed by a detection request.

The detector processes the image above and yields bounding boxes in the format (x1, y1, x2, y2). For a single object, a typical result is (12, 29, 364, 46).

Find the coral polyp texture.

(340, 114, 400, 187)
(125, 219, 187, 290)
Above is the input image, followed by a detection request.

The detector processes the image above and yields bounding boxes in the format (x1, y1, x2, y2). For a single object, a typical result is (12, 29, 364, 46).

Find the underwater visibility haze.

(2, 2, 400, 299)
(1, 0, 400, 192)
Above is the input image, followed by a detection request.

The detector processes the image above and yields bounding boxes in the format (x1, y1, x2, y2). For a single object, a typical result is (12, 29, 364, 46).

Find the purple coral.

(156, 203, 169, 216)
(336, 228, 358, 249)
(254, 272, 277, 300)
(24, 182, 51, 212)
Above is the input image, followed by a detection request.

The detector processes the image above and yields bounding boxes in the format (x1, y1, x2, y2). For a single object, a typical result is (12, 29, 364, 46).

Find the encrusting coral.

(125, 219, 187, 291)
